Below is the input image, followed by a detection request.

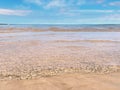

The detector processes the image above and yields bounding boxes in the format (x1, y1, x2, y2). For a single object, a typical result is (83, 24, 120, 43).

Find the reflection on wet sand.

(0, 26, 120, 90)
(0, 27, 120, 33)
(0, 73, 120, 90)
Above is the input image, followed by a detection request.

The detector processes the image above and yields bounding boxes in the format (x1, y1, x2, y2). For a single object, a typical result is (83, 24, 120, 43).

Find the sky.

(0, 0, 120, 24)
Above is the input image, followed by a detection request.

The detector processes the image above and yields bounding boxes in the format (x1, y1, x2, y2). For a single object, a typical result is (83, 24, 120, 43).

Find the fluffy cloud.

(103, 14, 120, 20)
(26, 0, 120, 9)
(23, 0, 107, 9)
(76, 13, 120, 24)
(45, 0, 66, 8)
(70, 10, 114, 13)
(24, 0, 86, 8)
(0, 8, 31, 16)
(96, 0, 105, 4)
(45, 0, 87, 9)
(24, 0, 42, 5)
(59, 9, 118, 16)
(109, 1, 120, 6)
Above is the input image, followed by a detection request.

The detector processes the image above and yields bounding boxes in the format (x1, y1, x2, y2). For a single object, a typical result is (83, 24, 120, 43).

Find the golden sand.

(0, 73, 120, 90)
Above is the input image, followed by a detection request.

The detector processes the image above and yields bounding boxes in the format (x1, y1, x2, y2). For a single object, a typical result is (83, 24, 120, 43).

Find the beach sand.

(0, 27, 120, 90)
(0, 73, 120, 90)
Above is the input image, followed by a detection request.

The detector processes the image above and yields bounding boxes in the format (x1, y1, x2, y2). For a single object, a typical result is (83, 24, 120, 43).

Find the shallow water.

(0, 31, 120, 42)
(0, 25, 120, 80)
(0, 24, 120, 42)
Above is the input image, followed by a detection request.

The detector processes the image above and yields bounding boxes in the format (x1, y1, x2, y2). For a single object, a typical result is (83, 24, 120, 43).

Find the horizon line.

(1, 23, 120, 25)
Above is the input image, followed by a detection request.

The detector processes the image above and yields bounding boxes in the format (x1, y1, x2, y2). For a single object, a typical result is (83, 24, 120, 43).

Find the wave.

(0, 27, 120, 33)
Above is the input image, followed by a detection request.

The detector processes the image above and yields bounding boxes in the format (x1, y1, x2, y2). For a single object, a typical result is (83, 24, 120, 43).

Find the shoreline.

(0, 65, 120, 81)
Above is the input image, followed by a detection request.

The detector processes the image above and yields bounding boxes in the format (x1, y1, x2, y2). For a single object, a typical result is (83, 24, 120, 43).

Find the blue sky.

(0, 0, 120, 24)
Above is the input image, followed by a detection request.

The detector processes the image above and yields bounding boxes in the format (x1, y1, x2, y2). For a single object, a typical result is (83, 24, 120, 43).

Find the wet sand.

(0, 27, 120, 90)
(0, 73, 120, 90)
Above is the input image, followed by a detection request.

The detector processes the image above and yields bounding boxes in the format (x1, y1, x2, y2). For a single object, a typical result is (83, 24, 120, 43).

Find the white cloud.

(96, 0, 105, 4)
(24, 0, 42, 5)
(70, 10, 114, 13)
(45, 0, 87, 9)
(45, 0, 65, 8)
(0, 8, 31, 16)
(23, 0, 120, 10)
(56, 9, 117, 18)
(109, 1, 120, 6)
(103, 14, 120, 20)
(60, 9, 116, 15)
(75, 13, 120, 24)
(76, 0, 86, 5)
(24, 0, 86, 9)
